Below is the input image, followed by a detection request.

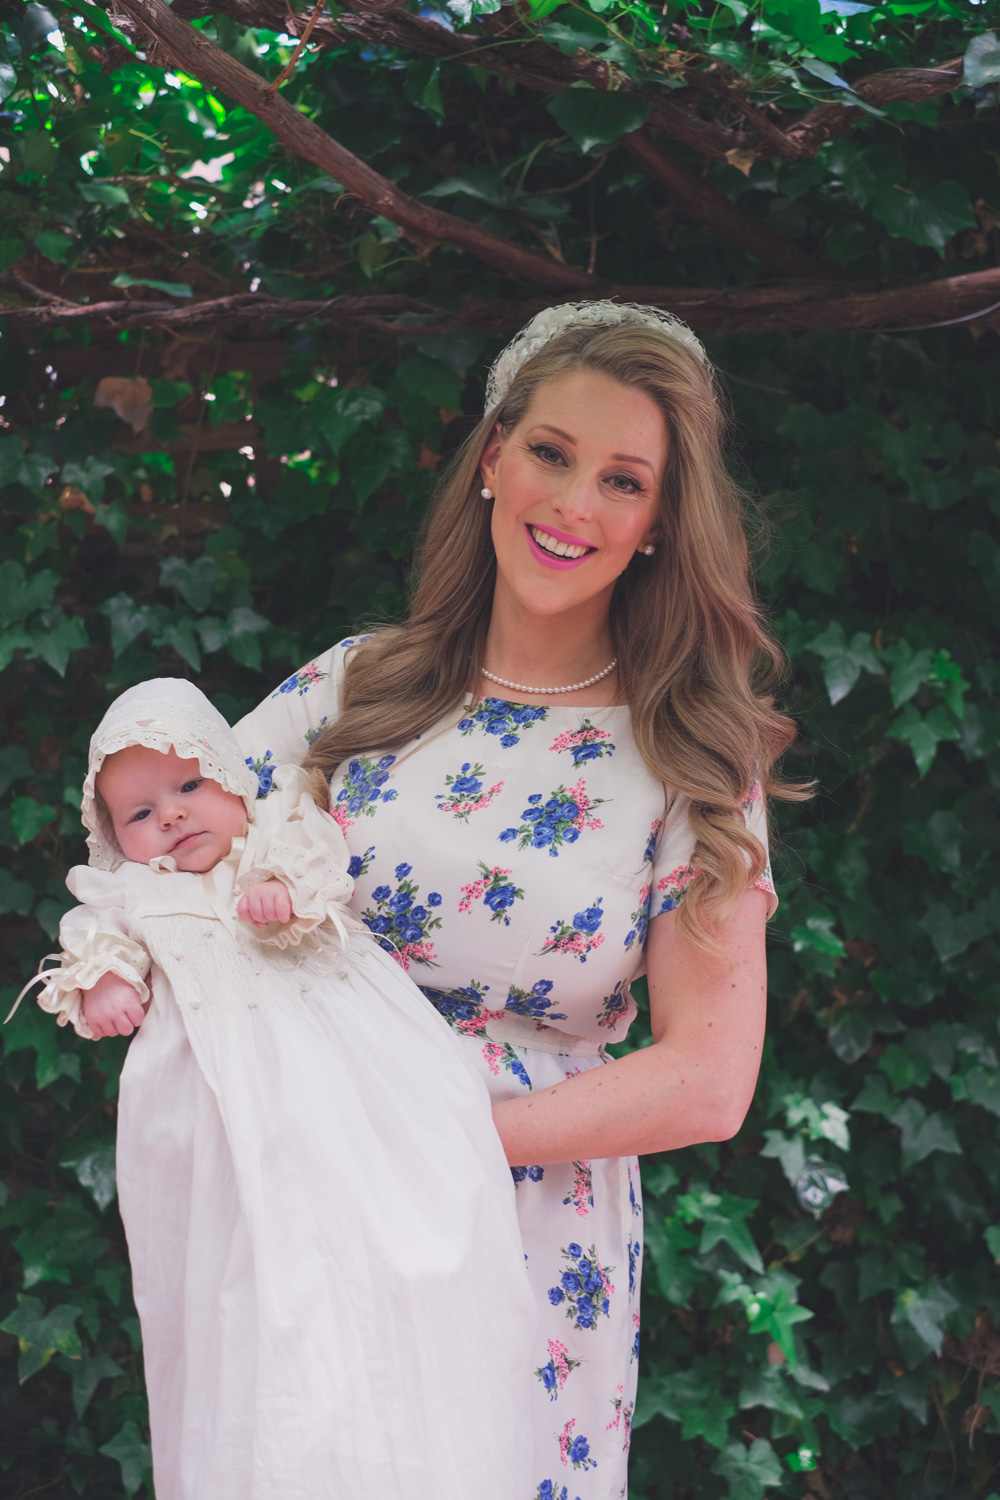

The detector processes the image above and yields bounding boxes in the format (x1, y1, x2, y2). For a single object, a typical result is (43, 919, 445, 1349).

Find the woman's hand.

(83, 972, 149, 1038)
(490, 886, 768, 1165)
(237, 878, 293, 928)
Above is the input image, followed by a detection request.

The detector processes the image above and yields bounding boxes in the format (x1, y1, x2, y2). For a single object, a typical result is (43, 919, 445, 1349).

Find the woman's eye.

(181, 779, 201, 793)
(608, 473, 642, 495)
(527, 442, 564, 466)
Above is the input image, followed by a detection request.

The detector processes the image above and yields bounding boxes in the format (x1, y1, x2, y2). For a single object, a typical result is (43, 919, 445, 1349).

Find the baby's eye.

(130, 809, 151, 823)
(181, 779, 201, 793)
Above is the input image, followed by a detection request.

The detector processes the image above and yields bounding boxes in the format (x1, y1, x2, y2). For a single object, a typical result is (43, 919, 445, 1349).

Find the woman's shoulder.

(267, 636, 366, 703)
(234, 637, 370, 776)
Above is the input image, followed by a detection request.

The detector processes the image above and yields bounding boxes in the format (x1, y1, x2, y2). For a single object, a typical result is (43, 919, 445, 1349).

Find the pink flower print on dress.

(538, 899, 605, 963)
(459, 861, 525, 926)
(435, 761, 505, 822)
(558, 1418, 597, 1472)
(534, 1338, 583, 1402)
(606, 1390, 634, 1452)
(480, 1038, 531, 1087)
(562, 1161, 593, 1218)
(271, 660, 330, 698)
(548, 718, 616, 767)
(596, 979, 631, 1032)
(654, 862, 697, 916)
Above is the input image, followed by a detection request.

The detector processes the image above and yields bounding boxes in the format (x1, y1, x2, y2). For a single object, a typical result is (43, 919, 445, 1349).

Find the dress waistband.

(419, 991, 607, 1058)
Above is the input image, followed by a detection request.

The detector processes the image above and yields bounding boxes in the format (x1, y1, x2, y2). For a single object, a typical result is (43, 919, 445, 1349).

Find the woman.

(236, 301, 799, 1499)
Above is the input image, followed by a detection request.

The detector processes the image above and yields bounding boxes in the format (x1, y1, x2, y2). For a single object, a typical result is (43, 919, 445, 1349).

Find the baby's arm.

(237, 878, 293, 929)
(83, 972, 148, 1039)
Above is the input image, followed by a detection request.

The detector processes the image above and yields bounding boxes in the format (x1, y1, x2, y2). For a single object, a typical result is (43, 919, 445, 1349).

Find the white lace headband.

(484, 299, 708, 414)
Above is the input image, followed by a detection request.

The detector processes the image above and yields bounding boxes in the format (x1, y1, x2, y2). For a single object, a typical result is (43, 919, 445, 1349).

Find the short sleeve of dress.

(233, 640, 357, 795)
(235, 763, 357, 949)
(650, 780, 777, 922)
(36, 867, 151, 1039)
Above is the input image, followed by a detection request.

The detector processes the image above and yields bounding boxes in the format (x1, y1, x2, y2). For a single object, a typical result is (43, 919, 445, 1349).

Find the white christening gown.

(38, 766, 535, 1500)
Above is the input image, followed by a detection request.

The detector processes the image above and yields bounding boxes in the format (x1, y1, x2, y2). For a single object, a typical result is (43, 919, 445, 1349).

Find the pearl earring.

(481, 487, 494, 499)
(641, 544, 655, 555)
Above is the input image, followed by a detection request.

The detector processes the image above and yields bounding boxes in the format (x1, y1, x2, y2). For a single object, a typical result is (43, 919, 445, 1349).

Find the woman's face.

(480, 368, 667, 625)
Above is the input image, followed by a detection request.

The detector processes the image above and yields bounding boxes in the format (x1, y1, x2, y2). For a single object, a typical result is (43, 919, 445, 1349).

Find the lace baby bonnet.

(82, 678, 259, 871)
(484, 299, 708, 415)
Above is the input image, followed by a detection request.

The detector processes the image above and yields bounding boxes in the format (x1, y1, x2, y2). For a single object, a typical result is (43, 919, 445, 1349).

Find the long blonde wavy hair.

(303, 320, 805, 947)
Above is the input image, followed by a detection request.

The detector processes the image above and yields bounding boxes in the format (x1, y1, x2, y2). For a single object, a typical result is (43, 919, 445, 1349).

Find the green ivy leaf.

(805, 621, 881, 704)
(546, 88, 650, 154)
(0, 1294, 83, 1382)
(886, 702, 960, 777)
(93, 500, 129, 550)
(791, 913, 846, 957)
(66, 1349, 124, 1419)
(963, 31, 1000, 88)
(99, 1420, 153, 1497)
(828, 1007, 874, 1063)
(159, 555, 226, 613)
(713, 1437, 784, 1500)
(679, 1388, 735, 1448)
(110, 270, 192, 297)
(891, 1279, 959, 1354)
(891, 1097, 961, 1169)
(0, 866, 35, 915)
(870, 180, 978, 256)
(32, 614, 89, 676)
(10, 795, 57, 845)
(60, 1141, 117, 1211)
(80, 180, 131, 208)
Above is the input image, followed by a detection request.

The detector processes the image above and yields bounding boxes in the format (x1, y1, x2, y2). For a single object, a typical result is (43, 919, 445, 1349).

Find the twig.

(264, 0, 326, 93)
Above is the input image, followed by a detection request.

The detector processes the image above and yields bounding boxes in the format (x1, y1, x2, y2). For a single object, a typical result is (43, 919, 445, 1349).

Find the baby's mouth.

(527, 525, 595, 560)
(170, 830, 203, 852)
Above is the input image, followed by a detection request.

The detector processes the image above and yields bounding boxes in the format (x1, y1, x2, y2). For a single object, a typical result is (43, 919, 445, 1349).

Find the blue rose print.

(458, 697, 547, 747)
(361, 869, 441, 968)
(245, 750, 275, 798)
(498, 781, 606, 858)
(347, 846, 374, 879)
(547, 1245, 614, 1332)
(504, 979, 567, 1022)
(332, 754, 398, 829)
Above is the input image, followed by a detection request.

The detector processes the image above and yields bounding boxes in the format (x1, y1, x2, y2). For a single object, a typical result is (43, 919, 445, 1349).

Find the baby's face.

(97, 745, 247, 872)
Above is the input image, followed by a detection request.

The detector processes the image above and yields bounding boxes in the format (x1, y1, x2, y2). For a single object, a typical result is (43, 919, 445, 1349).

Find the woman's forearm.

(491, 1034, 756, 1165)
(493, 888, 768, 1165)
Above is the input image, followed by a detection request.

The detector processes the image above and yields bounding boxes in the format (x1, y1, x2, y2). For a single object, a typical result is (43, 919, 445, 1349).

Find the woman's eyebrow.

(532, 424, 655, 472)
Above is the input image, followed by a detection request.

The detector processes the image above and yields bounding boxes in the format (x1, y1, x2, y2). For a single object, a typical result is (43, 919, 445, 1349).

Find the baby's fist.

(237, 878, 293, 928)
(83, 972, 147, 1039)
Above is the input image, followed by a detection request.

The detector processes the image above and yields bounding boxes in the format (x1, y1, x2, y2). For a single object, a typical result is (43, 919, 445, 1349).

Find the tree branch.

(105, 0, 600, 294)
(622, 130, 822, 280)
(6, 268, 1000, 338)
(159, 0, 966, 166)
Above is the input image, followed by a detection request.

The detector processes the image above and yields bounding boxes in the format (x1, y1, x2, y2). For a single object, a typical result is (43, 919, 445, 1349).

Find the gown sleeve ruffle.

(235, 763, 357, 950)
(37, 867, 151, 1039)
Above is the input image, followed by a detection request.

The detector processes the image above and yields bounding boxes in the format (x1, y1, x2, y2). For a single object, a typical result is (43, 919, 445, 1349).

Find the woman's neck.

(478, 589, 619, 708)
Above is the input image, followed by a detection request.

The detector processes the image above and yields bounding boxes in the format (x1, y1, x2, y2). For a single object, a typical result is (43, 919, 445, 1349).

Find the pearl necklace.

(480, 659, 617, 696)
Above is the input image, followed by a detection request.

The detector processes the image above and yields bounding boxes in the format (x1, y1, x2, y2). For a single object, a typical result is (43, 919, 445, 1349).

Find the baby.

(19, 679, 533, 1500)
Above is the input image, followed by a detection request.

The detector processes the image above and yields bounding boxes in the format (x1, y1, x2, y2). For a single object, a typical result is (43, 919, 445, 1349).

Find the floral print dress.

(236, 641, 775, 1500)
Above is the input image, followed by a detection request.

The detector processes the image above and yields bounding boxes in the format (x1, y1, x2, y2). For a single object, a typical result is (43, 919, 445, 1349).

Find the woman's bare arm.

(490, 886, 767, 1165)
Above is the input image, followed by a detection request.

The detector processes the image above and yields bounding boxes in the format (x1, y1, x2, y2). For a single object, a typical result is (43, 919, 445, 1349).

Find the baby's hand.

(237, 879, 293, 928)
(83, 972, 147, 1039)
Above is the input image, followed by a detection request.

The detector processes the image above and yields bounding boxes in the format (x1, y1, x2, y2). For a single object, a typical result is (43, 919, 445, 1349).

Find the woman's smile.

(526, 523, 596, 569)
